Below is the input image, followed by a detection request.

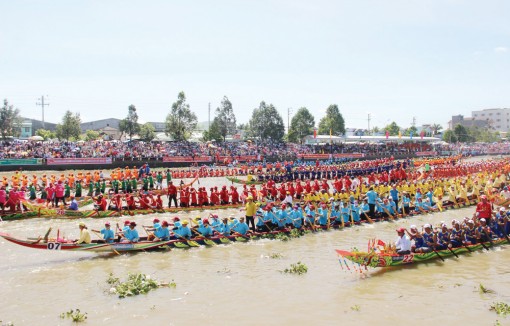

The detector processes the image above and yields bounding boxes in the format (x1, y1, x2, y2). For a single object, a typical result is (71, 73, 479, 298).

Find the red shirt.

(476, 201, 492, 219)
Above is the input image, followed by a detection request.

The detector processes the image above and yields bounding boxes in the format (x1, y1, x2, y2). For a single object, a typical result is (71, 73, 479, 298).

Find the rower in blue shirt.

(198, 219, 214, 237)
(233, 217, 250, 235)
(93, 221, 115, 243)
(365, 187, 378, 218)
(317, 204, 329, 226)
(351, 201, 361, 222)
(153, 220, 170, 241)
(218, 218, 231, 236)
(123, 222, 139, 243)
(340, 203, 350, 223)
(330, 204, 341, 224)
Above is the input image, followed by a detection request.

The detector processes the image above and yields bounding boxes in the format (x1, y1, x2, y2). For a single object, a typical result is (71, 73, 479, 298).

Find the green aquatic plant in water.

(479, 283, 496, 294)
(269, 252, 283, 259)
(282, 261, 308, 275)
(107, 272, 176, 299)
(490, 302, 510, 317)
(275, 233, 290, 241)
(60, 309, 87, 322)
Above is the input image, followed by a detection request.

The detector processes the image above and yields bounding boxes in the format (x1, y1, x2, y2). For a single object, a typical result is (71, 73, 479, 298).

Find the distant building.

(19, 120, 33, 139)
(80, 118, 121, 132)
(448, 115, 488, 130)
(21, 117, 58, 135)
(148, 121, 166, 132)
(471, 108, 510, 132)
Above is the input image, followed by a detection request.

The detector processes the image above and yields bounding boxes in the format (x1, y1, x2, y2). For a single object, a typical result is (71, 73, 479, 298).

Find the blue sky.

(1, 0, 509, 130)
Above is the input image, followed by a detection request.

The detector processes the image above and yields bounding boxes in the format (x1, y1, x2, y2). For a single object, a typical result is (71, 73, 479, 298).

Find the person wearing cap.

(475, 218, 492, 243)
(75, 222, 91, 244)
(464, 220, 477, 245)
(153, 221, 170, 241)
(449, 220, 464, 248)
(290, 205, 304, 228)
(197, 219, 213, 237)
(122, 222, 140, 243)
(68, 195, 79, 211)
(93, 222, 115, 243)
(145, 218, 162, 241)
(176, 220, 192, 239)
(395, 227, 411, 255)
(245, 195, 257, 232)
(475, 195, 492, 219)
(435, 223, 451, 250)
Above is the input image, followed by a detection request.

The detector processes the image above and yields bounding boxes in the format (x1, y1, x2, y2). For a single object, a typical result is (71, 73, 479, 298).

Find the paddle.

(91, 230, 120, 255)
(446, 244, 459, 258)
(361, 209, 374, 224)
(377, 202, 394, 220)
(431, 247, 445, 262)
(172, 229, 200, 247)
(190, 227, 216, 246)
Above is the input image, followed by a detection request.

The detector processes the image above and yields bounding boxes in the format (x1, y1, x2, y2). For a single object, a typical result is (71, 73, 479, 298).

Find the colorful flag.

(377, 239, 386, 247)
(420, 131, 425, 139)
(313, 129, 317, 139)
(410, 131, 414, 139)
(398, 131, 402, 138)
(385, 131, 389, 139)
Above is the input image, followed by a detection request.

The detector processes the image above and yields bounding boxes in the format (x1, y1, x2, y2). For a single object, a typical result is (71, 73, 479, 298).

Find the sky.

(1, 0, 509, 130)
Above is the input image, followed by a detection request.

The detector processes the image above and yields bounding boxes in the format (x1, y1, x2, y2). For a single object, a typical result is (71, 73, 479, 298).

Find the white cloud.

(494, 46, 508, 53)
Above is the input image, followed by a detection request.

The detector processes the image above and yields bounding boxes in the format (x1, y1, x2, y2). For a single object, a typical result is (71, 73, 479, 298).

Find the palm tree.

(431, 123, 443, 136)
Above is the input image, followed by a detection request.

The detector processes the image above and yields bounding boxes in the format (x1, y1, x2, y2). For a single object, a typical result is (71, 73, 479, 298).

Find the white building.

(471, 108, 510, 132)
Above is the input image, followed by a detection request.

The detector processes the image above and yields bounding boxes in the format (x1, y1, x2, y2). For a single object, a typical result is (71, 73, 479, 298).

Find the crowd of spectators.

(1, 139, 510, 161)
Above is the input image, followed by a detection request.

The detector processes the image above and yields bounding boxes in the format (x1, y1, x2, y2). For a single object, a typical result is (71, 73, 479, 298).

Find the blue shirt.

(234, 222, 249, 235)
(124, 228, 139, 242)
(69, 199, 79, 211)
(100, 227, 115, 243)
(366, 190, 378, 204)
(389, 189, 399, 201)
(154, 226, 170, 240)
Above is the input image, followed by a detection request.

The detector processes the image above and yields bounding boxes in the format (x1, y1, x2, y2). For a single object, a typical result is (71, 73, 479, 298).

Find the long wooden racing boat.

(336, 237, 509, 269)
(0, 196, 476, 221)
(226, 176, 264, 185)
(0, 201, 478, 254)
(0, 202, 245, 221)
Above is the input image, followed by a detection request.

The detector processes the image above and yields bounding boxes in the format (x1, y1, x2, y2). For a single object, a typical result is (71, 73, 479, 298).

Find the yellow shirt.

(245, 201, 257, 216)
(77, 229, 91, 244)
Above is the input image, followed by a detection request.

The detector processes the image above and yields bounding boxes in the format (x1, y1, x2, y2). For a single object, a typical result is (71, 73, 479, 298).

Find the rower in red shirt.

(475, 195, 492, 219)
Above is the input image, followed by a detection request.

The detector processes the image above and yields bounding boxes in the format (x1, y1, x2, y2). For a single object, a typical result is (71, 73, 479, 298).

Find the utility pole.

(287, 108, 293, 134)
(208, 102, 211, 132)
(36, 95, 50, 129)
(367, 113, 371, 135)
(412, 116, 416, 127)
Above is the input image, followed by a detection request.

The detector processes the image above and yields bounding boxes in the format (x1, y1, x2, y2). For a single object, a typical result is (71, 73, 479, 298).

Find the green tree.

(371, 126, 380, 135)
(384, 121, 401, 136)
(248, 101, 285, 141)
(165, 91, 198, 141)
(443, 129, 457, 143)
(56, 111, 81, 140)
(404, 125, 418, 137)
(288, 107, 315, 143)
(0, 99, 22, 140)
(453, 124, 471, 142)
(139, 122, 156, 141)
(318, 104, 345, 135)
(85, 130, 100, 141)
(35, 128, 56, 140)
(119, 105, 140, 141)
(215, 96, 236, 141)
(202, 117, 223, 142)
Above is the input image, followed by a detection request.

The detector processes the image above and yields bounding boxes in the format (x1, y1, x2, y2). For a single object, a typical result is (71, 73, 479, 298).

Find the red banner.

(46, 157, 113, 165)
(333, 153, 365, 159)
(163, 156, 212, 163)
(218, 155, 261, 162)
(415, 151, 438, 157)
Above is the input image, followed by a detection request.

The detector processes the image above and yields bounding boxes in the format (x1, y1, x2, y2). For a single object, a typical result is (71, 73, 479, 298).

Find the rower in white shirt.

(395, 227, 412, 255)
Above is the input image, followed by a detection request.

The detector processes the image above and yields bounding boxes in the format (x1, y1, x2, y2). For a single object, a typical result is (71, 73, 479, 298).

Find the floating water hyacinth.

(106, 272, 176, 299)
(60, 309, 87, 322)
(282, 261, 308, 275)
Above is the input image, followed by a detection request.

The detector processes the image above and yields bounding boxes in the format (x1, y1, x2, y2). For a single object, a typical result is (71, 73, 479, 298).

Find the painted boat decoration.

(336, 238, 509, 269)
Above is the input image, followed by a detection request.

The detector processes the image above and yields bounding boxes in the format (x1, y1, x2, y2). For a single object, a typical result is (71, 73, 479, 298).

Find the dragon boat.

(336, 237, 509, 269)
(0, 197, 475, 221)
(226, 176, 264, 185)
(0, 201, 478, 253)
(0, 202, 246, 221)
